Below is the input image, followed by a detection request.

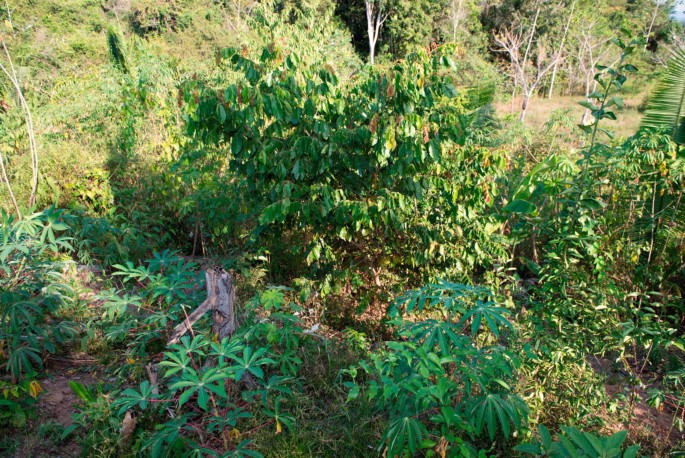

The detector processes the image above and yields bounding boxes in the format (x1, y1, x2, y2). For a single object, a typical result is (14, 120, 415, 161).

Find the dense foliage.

(0, 0, 684, 457)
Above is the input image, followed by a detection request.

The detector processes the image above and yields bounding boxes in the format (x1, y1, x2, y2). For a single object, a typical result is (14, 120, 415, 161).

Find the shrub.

(184, 42, 506, 303)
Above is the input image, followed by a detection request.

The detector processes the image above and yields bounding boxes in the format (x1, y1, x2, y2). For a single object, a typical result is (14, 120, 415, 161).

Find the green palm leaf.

(642, 50, 685, 145)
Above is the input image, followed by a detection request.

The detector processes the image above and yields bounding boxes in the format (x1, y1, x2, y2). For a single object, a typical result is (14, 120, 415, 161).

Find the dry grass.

(496, 95, 646, 141)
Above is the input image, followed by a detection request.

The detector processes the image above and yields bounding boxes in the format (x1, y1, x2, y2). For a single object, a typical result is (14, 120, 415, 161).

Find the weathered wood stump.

(167, 266, 236, 345)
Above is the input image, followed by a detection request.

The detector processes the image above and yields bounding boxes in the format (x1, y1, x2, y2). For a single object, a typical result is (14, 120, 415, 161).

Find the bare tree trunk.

(167, 267, 236, 345)
(451, 0, 464, 41)
(547, 0, 576, 98)
(520, 89, 533, 122)
(522, 6, 540, 71)
(0, 16, 38, 209)
(367, 5, 376, 65)
(645, 0, 661, 44)
(366, 0, 390, 65)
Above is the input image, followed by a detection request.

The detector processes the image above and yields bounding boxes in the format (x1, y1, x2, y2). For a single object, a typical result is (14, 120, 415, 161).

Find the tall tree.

(382, 0, 435, 58)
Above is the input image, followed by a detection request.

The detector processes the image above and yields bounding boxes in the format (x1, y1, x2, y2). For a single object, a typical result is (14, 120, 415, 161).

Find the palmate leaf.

(389, 279, 493, 317)
(457, 300, 512, 338)
(114, 380, 156, 414)
(469, 394, 528, 441)
(6, 344, 42, 378)
(401, 319, 471, 357)
(642, 49, 685, 145)
(517, 425, 639, 457)
(382, 416, 428, 457)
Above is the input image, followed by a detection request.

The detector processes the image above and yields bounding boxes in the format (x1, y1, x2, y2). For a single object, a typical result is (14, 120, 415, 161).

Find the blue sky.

(674, 1, 685, 22)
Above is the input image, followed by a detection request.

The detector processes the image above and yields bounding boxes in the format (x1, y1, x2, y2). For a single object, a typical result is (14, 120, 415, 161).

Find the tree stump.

(167, 266, 236, 345)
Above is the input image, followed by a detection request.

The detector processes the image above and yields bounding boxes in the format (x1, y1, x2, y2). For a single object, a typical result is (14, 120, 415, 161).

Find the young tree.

(547, 0, 576, 98)
(495, 10, 562, 122)
(449, 0, 465, 41)
(636, 0, 675, 45)
(574, 18, 612, 124)
(440, 0, 484, 44)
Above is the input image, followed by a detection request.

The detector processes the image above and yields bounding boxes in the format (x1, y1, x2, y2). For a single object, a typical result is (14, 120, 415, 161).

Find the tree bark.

(366, 0, 390, 65)
(211, 268, 237, 340)
(520, 89, 532, 122)
(451, 0, 464, 41)
(167, 267, 236, 345)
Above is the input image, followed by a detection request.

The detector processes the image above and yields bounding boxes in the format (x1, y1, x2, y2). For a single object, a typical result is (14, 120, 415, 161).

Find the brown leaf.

(369, 115, 379, 134)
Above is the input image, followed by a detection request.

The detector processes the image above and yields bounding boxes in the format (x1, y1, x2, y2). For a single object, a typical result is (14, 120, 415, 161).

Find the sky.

(674, 1, 685, 23)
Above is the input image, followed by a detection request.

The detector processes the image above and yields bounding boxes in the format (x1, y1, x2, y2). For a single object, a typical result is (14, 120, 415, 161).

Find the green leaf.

(232, 135, 243, 155)
(539, 424, 552, 449)
(383, 417, 427, 457)
(178, 386, 197, 407)
(623, 445, 640, 458)
(513, 443, 543, 455)
(580, 198, 606, 210)
(217, 103, 227, 124)
(504, 199, 535, 214)
(260, 289, 286, 310)
(605, 430, 628, 450)
(68, 381, 94, 403)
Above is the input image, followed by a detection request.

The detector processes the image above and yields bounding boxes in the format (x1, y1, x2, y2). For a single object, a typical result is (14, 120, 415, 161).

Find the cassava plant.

(342, 280, 527, 457)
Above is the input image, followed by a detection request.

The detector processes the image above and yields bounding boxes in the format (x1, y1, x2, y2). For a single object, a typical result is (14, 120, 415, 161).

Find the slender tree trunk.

(517, 6, 540, 122)
(366, 0, 388, 65)
(547, 0, 575, 98)
(522, 6, 540, 71)
(581, 74, 592, 124)
(645, 0, 661, 43)
(0, 151, 21, 217)
(452, 0, 464, 41)
(520, 89, 533, 122)
(366, 1, 376, 65)
(0, 30, 38, 208)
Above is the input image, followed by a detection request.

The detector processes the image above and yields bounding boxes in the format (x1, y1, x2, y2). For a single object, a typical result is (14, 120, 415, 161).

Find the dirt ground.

(4, 357, 101, 458)
(590, 355, 685, 456)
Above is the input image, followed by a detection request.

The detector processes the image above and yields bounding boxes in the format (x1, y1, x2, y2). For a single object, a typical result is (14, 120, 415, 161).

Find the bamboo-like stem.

(0, 20, 39, 208)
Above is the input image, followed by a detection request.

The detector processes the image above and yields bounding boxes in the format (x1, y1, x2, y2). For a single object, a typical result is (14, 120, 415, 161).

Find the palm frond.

(642, 49, 685, 145)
